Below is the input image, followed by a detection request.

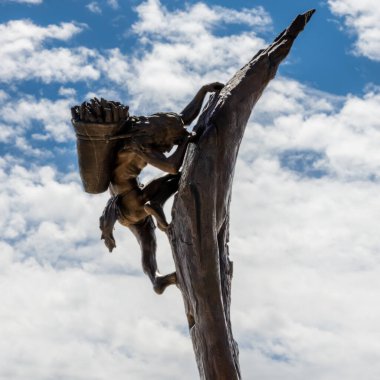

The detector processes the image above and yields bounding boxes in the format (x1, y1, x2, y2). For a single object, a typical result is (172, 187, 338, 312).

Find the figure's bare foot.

(153, 272, 177, 295)
(144, 203, 169, 231)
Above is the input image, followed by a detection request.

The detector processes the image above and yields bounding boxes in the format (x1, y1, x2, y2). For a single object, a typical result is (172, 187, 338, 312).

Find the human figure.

(73, 82, 224, 293)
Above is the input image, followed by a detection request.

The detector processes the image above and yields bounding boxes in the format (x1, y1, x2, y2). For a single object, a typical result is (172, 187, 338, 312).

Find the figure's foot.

(144, 203, 169, 231)
(153, 272, 177, 295)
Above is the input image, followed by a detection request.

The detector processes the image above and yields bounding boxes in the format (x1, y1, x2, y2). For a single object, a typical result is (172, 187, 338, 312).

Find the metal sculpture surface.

(71, 10, 314, 379)
(71, 83, 223, 294)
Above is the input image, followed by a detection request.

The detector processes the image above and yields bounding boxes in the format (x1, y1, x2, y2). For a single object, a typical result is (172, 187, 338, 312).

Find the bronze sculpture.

(71, 10, 314, 378)
(72, 82, 223, 294)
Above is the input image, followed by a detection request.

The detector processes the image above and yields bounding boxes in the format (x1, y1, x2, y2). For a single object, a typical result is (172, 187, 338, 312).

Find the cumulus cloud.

(231, 149, 380, 379)
(107, 0, 119, 9)
(1, 1, 380, 379)
(328, 0, 380, 61)
(0, 261, 197, 379)
(132, 0, 271, 37)
(2, 79, 380, 378)
(0, 123, 13, 142)
(0, 154, 191, 380)
(0, 1, 270, 107)
(0, 20, 100, 83)
(221, 79, 380, 378)
(246, 78, 380, 181)
(0, 92, 77, 142)
(86, 1, 102, 14)
(104, 0, 272, 112)
(0, 154, 176, 272)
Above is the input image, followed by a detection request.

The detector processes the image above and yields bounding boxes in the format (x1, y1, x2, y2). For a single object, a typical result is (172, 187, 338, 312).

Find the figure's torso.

(110, 112, 186, 193)
(110, 148, 146, 195)
(109, 112, 187, 225)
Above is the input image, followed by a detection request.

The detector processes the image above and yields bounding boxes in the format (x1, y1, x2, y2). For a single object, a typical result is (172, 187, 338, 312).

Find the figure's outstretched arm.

(180, 82, 224, 125)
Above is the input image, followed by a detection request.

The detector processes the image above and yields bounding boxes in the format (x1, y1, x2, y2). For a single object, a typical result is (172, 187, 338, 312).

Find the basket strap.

(75, 131, 137, 143)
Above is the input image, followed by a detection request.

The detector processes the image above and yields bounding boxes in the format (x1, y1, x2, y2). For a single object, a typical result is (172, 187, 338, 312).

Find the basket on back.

(71, 98, 130, 194)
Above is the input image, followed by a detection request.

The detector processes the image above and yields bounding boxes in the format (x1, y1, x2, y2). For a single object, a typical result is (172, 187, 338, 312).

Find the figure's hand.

(203, 82, 224, 93)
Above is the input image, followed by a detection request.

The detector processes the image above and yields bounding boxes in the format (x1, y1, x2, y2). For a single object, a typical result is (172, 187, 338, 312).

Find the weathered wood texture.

(168, 11, 315, 380)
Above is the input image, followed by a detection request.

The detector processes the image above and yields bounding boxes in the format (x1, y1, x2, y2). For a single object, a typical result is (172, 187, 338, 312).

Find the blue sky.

(1, 1, 380, 379)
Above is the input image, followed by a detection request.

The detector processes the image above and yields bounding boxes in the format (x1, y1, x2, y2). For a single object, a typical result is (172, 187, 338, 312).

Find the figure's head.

(128, 113, 189, 152)
(151, 127, 189, 152)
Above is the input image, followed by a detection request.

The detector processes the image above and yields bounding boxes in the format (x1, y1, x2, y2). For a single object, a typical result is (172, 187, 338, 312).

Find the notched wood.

(168, 10, 315, 379)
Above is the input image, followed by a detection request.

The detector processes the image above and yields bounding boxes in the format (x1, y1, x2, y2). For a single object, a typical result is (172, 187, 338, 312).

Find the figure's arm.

(131, 138, 191, 174)
(180, 82, 224, 125)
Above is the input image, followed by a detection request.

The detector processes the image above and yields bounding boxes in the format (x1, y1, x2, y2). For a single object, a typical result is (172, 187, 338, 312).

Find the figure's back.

(129, 112, 187, 150)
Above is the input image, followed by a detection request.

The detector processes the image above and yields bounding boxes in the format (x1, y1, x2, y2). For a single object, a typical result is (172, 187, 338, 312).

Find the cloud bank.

(328, 0, 380, 61)
(1, 1, 380, 379)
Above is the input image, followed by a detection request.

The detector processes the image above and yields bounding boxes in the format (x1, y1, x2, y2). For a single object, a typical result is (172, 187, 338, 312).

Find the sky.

(0, 0, 380, 379)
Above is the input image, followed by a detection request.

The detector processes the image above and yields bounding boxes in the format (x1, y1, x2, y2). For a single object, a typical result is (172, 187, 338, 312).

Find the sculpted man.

(72, 82, 223, 293)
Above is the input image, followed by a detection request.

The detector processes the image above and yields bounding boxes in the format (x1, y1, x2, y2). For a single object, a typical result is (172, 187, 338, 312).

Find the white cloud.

(86, 1, 102, 14)
(0, 155, 176, 272)
(230, 158, 380, 379)
(0, 262, 197, 379)
(224, 80, 380, 378)
(2, 79, 380, 378)
(108, 0, 271, 113)
(246, 78, 380, 181)
(0, 156, 191, 379)
(107, 0, 119, 9)
(0, 160, 107, 266)
(0, 20, 100, 83)
(0, 92, 77, 142)
(58, 86, 76, 97)
(1, 1, 380, 379)
(0, 1, 270, 104)
(0, 123, 13, 142)
(132, 0, 271, 37)
(328, 0, 380, 61)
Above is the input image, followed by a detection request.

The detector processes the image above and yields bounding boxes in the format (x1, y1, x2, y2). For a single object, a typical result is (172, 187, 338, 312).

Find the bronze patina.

(71, 9, 315, 377)
(71, 82, 223, 293)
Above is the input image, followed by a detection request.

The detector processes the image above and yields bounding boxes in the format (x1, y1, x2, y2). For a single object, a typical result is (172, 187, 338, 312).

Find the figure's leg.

(143, 204, 168, 231)
(142, 173, 179, 201)
(128, 217, 176, 294)
(142, 173, 180, 230)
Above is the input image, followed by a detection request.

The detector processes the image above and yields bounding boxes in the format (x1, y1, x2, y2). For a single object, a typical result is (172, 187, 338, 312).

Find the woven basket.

(72, 121, 125, 194)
